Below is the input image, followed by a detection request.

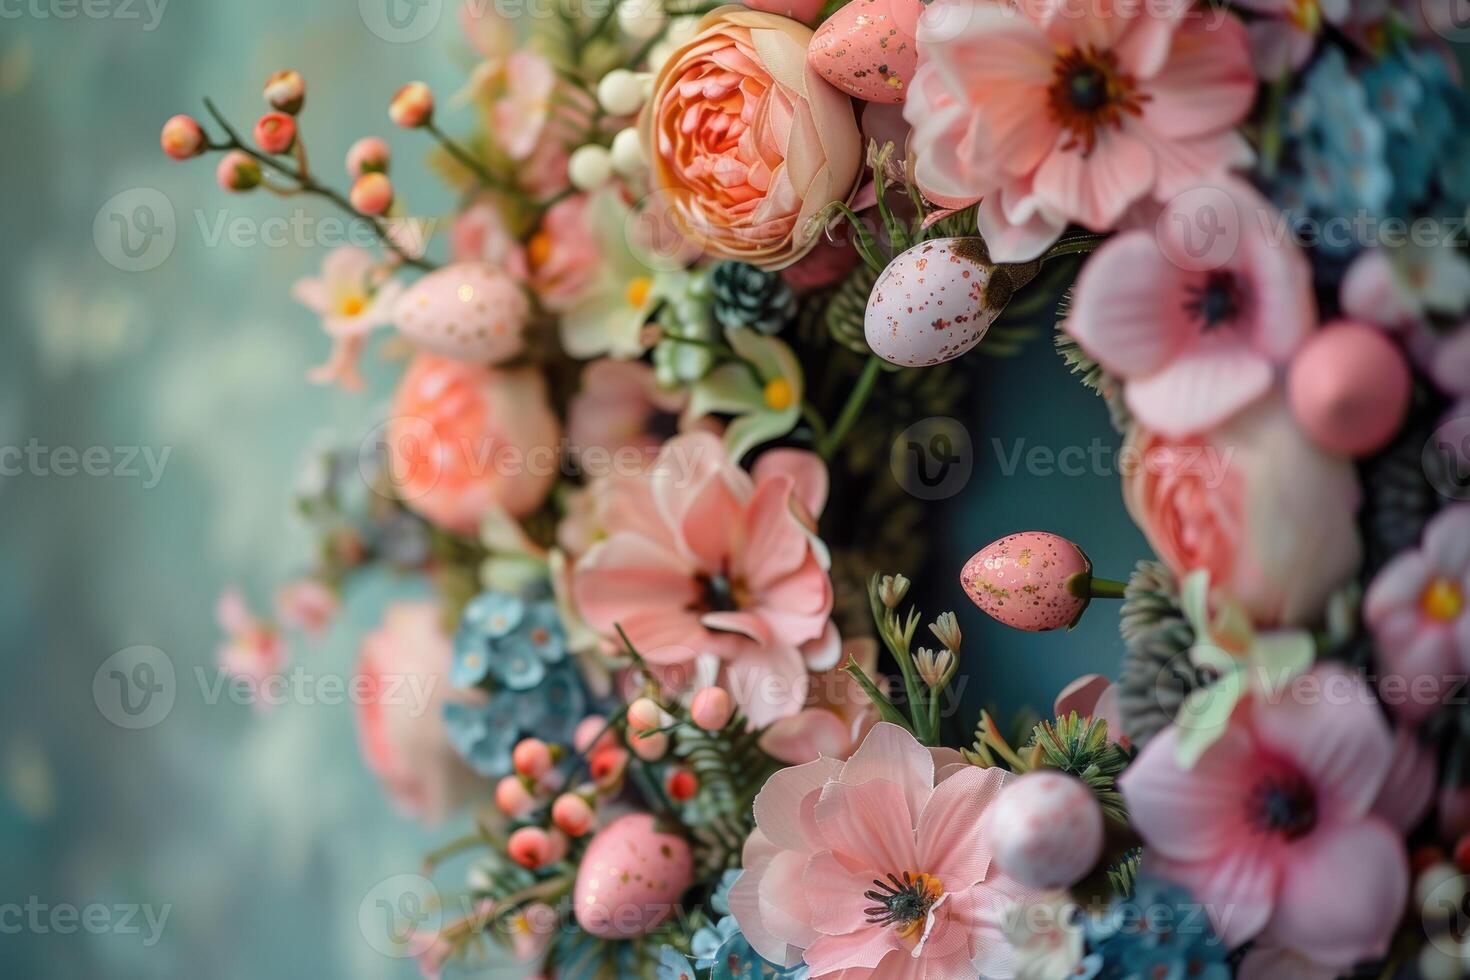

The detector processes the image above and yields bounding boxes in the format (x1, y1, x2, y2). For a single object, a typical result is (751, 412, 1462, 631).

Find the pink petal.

(1253, 666, 1393, 819)
(1139, 16, 1255, 140)
(725, 643, 812, 728)
(915, 766, 1006, 888)
(1067, 231, 1192, 377)
(1270, 820, 1408, 968)
(729, 831, 807, 968)
(1341, 250, 1414, 328)
(1364, 551, 1432, 623)
(571, 534, 697, 630)
(752, 448, 828, 519)
(760, 708, 854, 765)
(1118, 722, 1256, 860)
(1372, 727, 1436, 833)
(678, 472, 745, 573)
(1054, 673, 1112, 719)
(804, 850, 883, 938)
(803, 931, 906, 977)
(976, 190, 1065, 262)
(760, 849, 824, 953)
(1424, 506, 1470, 575)
(738, 476, 810, 590)
(1145, 845, 1278, 947)
(753, 754, 843, 850)
(1033, 129, 1157, 232)
(701, 610, 773, 646)
(1123, 334, 1273, 436)
(838, 722, 935, 819)
(814, 778, 919, 873)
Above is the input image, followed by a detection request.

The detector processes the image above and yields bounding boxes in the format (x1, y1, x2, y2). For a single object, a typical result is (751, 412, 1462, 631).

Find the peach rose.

(1123, 392, 1362, 628)
(354, 602, 487, 825)
(385, 354, 562, 535)
(641, 7, 862, 270)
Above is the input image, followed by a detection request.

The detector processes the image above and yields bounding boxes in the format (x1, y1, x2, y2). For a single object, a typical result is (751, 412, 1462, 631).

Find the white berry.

(617, 0, 666, 40)
(597, 69, 648, 117)
(568, 144, 614, 191)
(610, 128, 647, 178)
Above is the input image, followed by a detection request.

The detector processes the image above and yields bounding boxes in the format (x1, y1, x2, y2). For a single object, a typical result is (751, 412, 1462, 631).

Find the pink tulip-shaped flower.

(730, 723, 1041, 978)
(1120, 666, 1408, 970)
(1365, 506, 1470, 724)
(571, 431, 833, 726)
(904, 0, 1256, 261)
(1067, 179, 1316, 436)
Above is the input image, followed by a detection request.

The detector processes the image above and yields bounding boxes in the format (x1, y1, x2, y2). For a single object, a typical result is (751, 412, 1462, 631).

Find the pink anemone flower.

(730, 723, 1040, 978)
(1120, 666, 1408, 970)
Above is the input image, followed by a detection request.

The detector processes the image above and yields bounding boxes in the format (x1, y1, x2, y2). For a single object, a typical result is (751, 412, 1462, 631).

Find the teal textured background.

(0, 3, 1140, 977)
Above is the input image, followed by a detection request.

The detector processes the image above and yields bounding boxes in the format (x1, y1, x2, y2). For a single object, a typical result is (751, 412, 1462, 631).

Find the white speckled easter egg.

(393, 262, 529, 364)
(573, 813, 693, 938)
(987, 770, 1103, 889)
(865, 238, 998, 367)
(808, 0, 923, 105)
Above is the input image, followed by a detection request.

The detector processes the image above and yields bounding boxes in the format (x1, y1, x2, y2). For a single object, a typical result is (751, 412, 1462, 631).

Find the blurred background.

(0, 2, 1140, 977)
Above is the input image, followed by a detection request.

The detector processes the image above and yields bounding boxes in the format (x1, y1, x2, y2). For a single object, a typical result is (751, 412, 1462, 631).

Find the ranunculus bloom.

(642, 8, 862, 269)
(1120, 666, 1408, 970)
(905, 0, 1256, 260)
(354, 602, 487, 825)
(730, 724, 1040, 978)
(385, 354, 561, 535)
(1123, 393, 1361, 628)
(1364, 506, 1470, 724)
(571, 432, 833, 726)
(1068, 180, 1316, 436)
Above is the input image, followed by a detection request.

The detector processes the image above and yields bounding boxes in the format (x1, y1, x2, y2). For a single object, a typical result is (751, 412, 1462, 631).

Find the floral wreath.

(169, 0, 1470, 977)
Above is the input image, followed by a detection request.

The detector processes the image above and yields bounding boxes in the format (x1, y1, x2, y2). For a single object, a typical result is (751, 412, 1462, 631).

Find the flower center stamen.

(1183, 271, 1245, 329)
(1246, 769, 1317, 840)
(625, 277, 653, 309)
(1046, 47, 1149, 156)
(1423, 577, 1466, 622)
(337, 294, 367, 317)
(863, 872, 943, 939)
(763, 378, 794, 411)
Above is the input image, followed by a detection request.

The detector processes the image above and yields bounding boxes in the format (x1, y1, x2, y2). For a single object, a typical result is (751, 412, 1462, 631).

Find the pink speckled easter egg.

(865, 238, 998, 367)
(807, 0, 923, 104)
(962, 531, 1090, 631)
(987, 770, 1104, 889)
(393, 261, 529, 364)
(573, 813, 693, 938)
(1288, 320, 1410, 458)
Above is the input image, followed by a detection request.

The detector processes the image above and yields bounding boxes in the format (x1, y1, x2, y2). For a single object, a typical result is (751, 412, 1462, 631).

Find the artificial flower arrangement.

(167, 0, 1470, 976)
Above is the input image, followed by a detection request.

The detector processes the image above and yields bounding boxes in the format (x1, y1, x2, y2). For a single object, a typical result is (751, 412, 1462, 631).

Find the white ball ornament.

(597, 69, 648, 117)
(986, 770, 1104, 890)
(610, 128, 647, 178)
(617, 0, 666, 40)
(568, 144, 614, 191)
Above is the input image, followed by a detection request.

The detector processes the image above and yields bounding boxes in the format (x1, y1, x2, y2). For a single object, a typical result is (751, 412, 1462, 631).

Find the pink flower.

(730, 723, 1040, 977)
(1067, 180, 1316, 436)
(493, 51, 556, 160)
(571, 432, 833, 726)
(567, 359, 688, 466)
(758, 636, 881, 763)
(1433, 323, 1470, 400)
(1234, 0, 1348, 77)
(905, 0, 1256, 260)
(527, 194, 600, 312)
(1053, 673, 1124, 744)
(1364, 505, 1470, 724)
(449, 198, 528, 277)
(1120, 666, 1408, 969)
(273, 579, 338, 634)
(291, 246, 403, 391)
(1123, 392, 1362, 627)
(354, 602, 487, 824)
(385, 354, 562, 534)
(215, 587, 286, 704)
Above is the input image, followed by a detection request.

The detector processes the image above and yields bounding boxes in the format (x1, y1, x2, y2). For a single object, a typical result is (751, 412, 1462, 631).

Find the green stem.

(425, 120, 520, 198)
(818, 355, 883, 459)
(1065, 572, 1128, 600)
(202, 98, 435, 271)
(1041, 231, 1107, 262)
(842, 658, 911, 732)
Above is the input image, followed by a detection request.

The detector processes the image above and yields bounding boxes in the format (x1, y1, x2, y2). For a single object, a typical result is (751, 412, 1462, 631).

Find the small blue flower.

(710, 870, 742, 918)
(1082, 876, 1229, 980)
(453, 591, 568, 693)
(442, 662, 588, 776)
(691, 916, 740, 968)
(709, 929, 808, 980)
(657, 946, 698, 980)
(462, 591, 525, 638)
(442, 694, 520, 775)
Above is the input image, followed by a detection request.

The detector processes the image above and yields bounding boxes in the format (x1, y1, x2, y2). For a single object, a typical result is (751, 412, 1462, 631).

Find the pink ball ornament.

(690, 687, 734, 731)
(808, 0, 923, 104)
(1288, 320, 1411, 458)
(962, 531, 1118, 631)
(987, 770, 1104, 889)
(573, 814, 693, 938)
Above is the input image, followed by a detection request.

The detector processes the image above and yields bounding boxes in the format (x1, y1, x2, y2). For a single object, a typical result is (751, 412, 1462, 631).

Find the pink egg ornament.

(393, 262, 530, 364)
(986, 770, 1105, 890)
(572, 813, 693, 938)
(807, 0, 924, 104)
(1288, 320, 1410, 457)
(865, 238, 1016, 367)
(962, 531, 1111, 632)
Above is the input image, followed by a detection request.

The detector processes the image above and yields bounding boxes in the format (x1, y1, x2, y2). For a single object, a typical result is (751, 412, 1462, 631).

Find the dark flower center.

(1047, 47, 1150, 156)
(696, 573, 740, 613)
(864, 872, 942, 939)
(1183, 271, 1245, 329)
(1068, 66, 1108, 112)
(1247, 769, 1317, 840)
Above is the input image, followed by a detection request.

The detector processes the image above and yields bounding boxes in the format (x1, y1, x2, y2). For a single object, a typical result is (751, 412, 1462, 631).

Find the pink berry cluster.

(493, 686, 737, 872)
